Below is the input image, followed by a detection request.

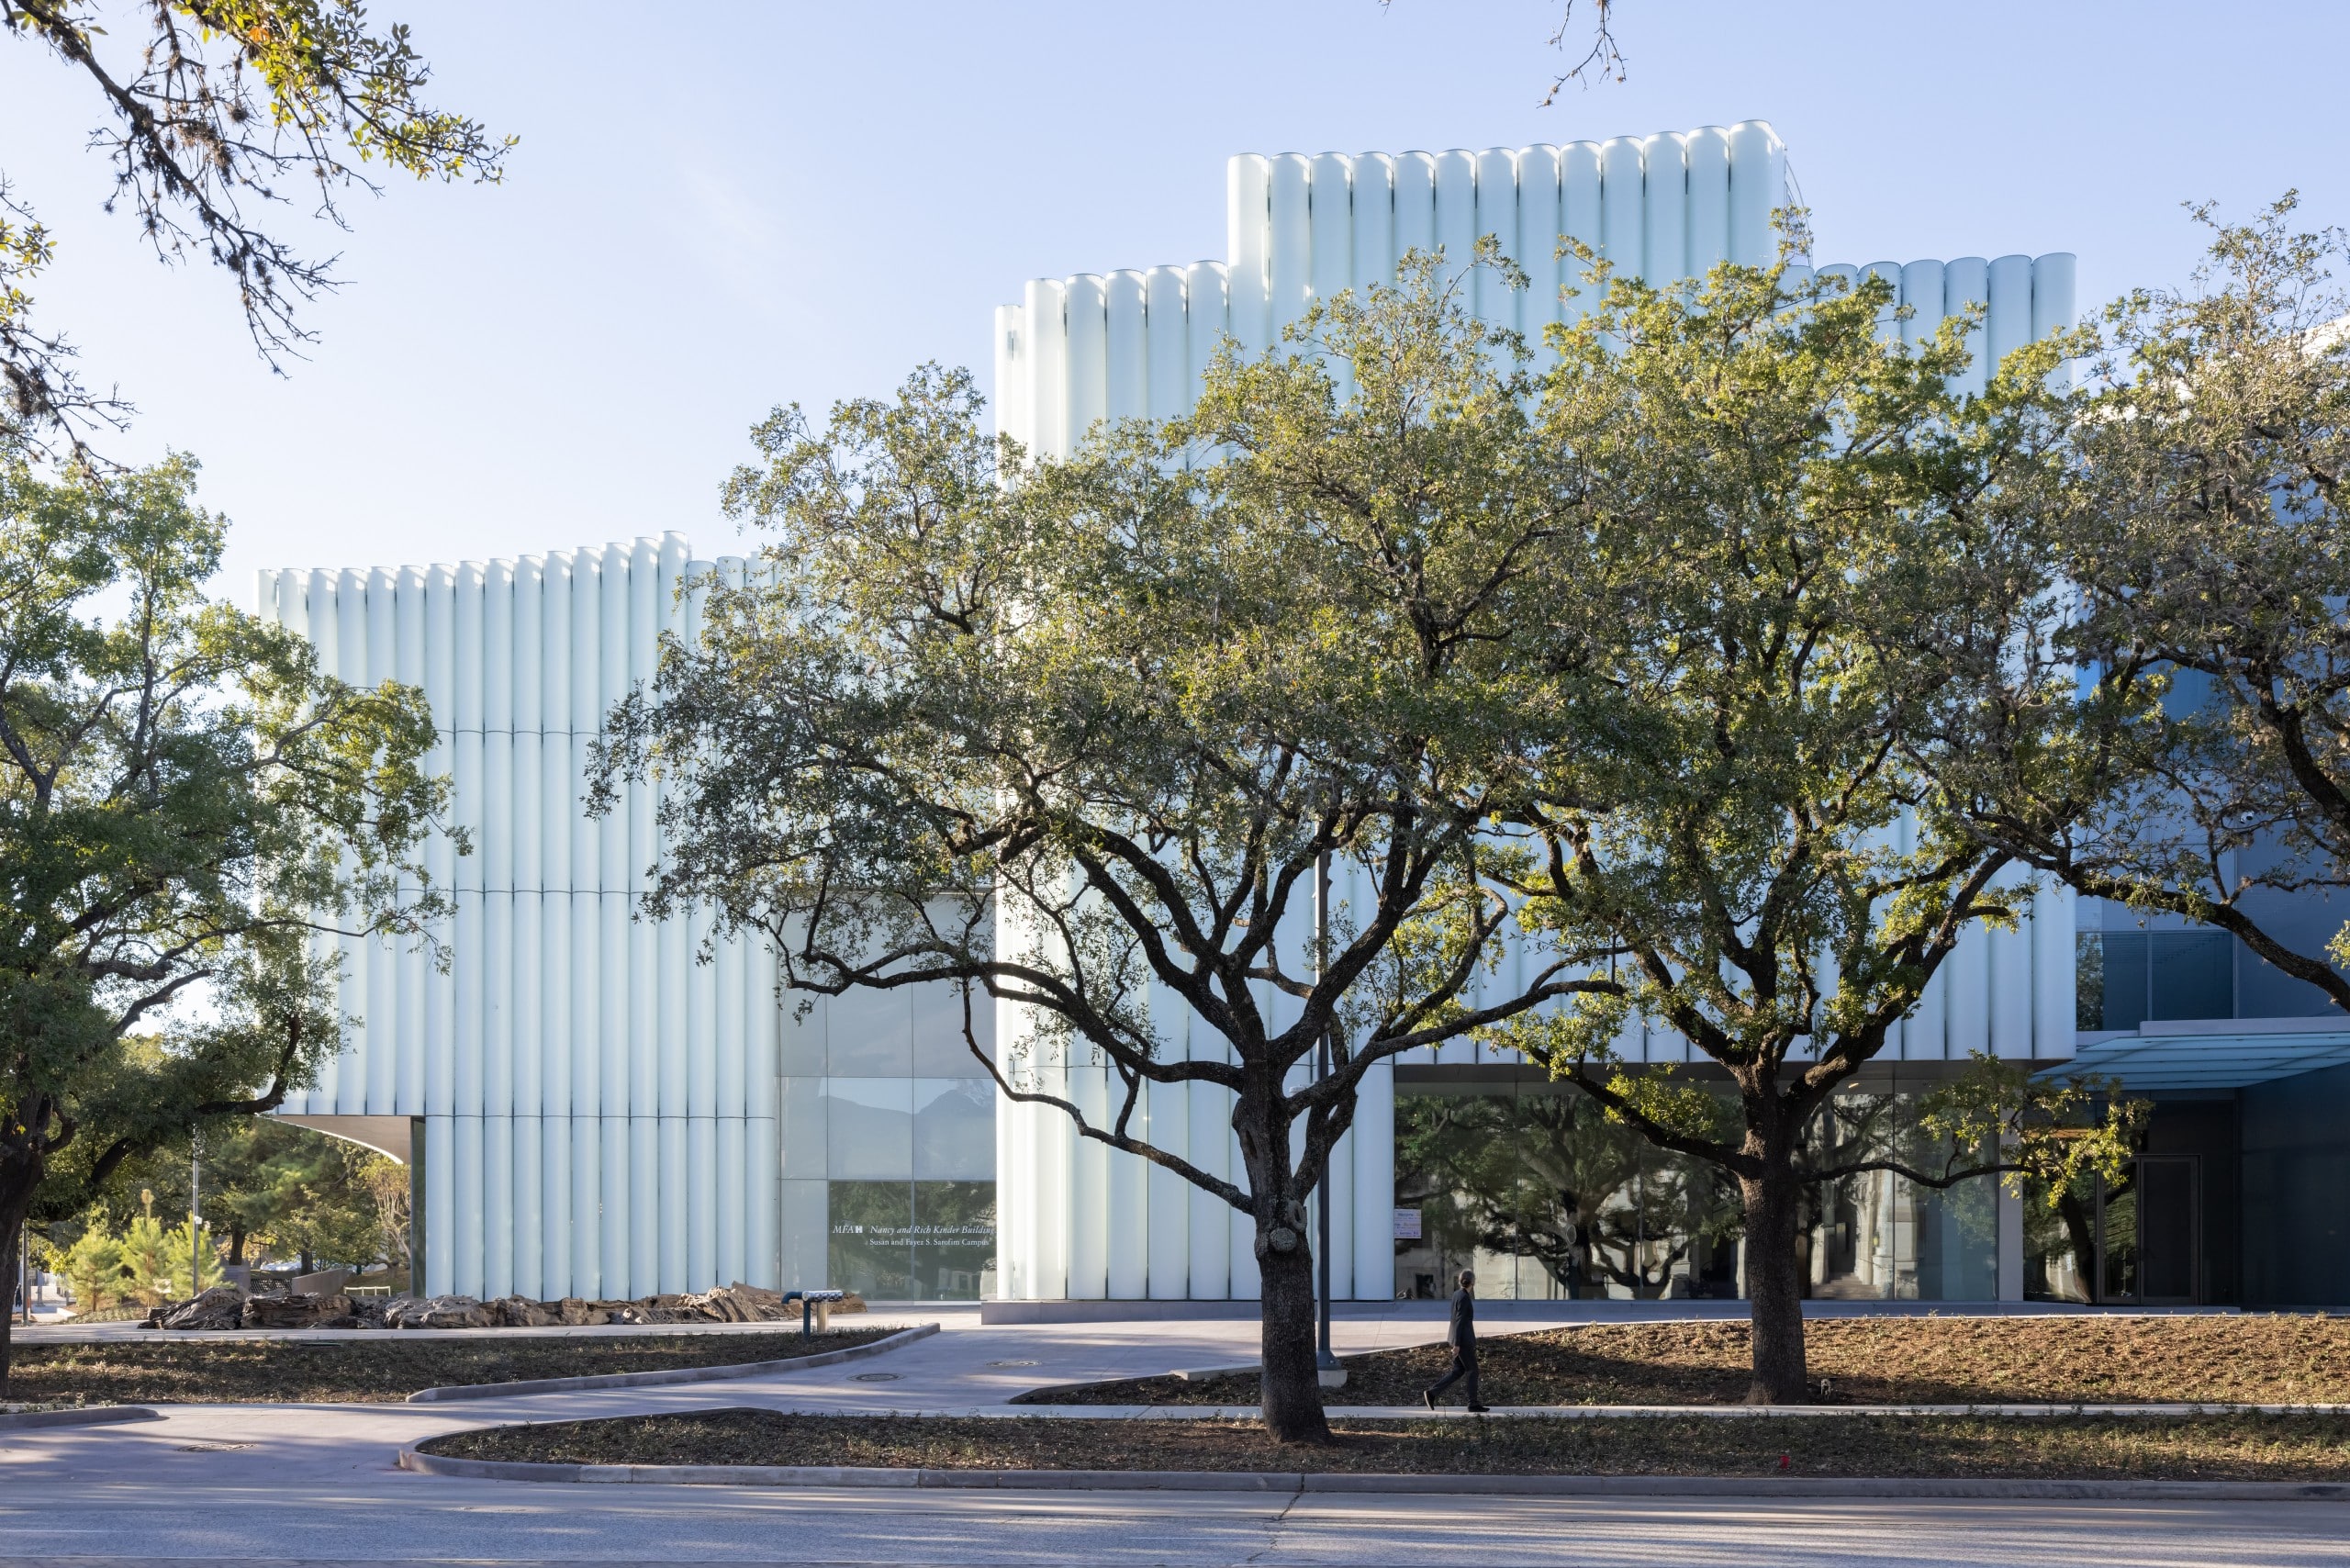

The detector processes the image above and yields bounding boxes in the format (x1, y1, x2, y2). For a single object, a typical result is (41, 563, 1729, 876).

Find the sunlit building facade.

(268, 119, 2348, 1310)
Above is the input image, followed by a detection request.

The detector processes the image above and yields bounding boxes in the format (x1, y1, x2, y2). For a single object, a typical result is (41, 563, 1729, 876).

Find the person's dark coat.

(1445, 1286, 1476, 1352)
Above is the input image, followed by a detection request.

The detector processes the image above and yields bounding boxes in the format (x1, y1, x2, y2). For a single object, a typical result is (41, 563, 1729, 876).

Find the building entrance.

(2098, 1156, 2201, 1305)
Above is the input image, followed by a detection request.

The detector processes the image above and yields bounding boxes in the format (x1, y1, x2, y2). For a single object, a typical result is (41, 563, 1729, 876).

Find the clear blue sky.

(3, 0, 2344, 598)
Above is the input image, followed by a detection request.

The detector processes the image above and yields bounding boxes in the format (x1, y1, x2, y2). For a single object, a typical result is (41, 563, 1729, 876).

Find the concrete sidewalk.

(0, 1310, 1466, 1494)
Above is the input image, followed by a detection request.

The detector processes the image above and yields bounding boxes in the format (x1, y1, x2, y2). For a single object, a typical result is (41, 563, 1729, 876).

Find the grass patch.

(421, 1406, 2350, 1481)
(6, 1327, 901, 1405)
(1027, 1316, 2350, 1408)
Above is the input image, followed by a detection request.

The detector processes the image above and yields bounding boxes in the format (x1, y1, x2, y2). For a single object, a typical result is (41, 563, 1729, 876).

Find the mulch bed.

(4, 1327, 900, 1405)
(1023, 1316, 2350, 1408)
(421, 1406, 2350, 1481)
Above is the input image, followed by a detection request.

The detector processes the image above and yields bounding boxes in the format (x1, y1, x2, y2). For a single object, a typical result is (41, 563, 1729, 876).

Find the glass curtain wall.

(1392, 1068, 1997, 1303)
(778, 981, 998, 1300)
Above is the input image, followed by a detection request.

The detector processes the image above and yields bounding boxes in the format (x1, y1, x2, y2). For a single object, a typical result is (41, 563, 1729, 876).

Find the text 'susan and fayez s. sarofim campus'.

(261, 120, 2350, 1317)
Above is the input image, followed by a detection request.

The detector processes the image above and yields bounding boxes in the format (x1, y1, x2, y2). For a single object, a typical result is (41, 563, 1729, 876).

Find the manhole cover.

(851, 1372, 901, 1382)
(987, 1360, 1039, 1368)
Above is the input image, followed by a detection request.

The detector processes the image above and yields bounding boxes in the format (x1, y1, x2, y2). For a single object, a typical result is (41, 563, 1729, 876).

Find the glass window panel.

(2149, 933, 2232, 1022)
(1391, 1083, 1498, 1302)
(2138, 1158, 2199, 1301)
(910, 1180, 996, 1300)
(2101, 1179, 2140, 1300)
(780, 1178, 828, 1291)
(825, 1078, 914, 1180)
(2076, 933, 2106, 1030)
(777, 1001, 826, 1077)
(2101, 934, 2151, 1031)
(912, 980, 993, 1077)
(2024, 1170, 2096, 1303)
(1909, 1171, 1998, 1300)
(778, 1076, 827, 1179)
(912, 1078, 996, 1180)
(827, 1181, 912, 1299)
(827, 986, 912, 1077)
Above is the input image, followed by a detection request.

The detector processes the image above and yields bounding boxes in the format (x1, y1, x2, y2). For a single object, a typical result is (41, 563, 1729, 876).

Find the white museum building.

(269, 118, 2340, 1314)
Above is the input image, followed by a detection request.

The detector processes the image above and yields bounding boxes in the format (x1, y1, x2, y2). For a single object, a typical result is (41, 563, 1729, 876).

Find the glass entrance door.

(2096, 1156, 2199, 1305)
(2135, 1157, 2200, 1305)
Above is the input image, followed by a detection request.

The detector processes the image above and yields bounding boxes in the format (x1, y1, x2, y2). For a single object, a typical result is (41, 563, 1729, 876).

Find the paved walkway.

(8, 1311, 2347, 1565)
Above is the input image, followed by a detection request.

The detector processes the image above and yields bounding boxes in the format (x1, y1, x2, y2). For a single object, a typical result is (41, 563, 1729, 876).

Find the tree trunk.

(0, 1123, 44, 1401)
(1740, 1157, 1810, 1406)
(1255, 1208, 1330, 1444)
(0, 1183, 30, 1400)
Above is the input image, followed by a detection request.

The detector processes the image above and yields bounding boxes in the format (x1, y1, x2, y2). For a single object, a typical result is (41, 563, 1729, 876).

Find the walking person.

(1423, 1268, 1489, 1413)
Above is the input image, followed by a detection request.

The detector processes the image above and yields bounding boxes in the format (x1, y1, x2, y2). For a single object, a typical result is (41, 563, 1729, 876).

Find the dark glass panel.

(827, 1180, 912, 1299)
(2101, 934, 2151, 1031)
(2101, 1182, 2140, 1301)
(2138, 1158, 2199, 1302)
(909, 1180, 996, 1301)
(2149, 933, 2232, 1022)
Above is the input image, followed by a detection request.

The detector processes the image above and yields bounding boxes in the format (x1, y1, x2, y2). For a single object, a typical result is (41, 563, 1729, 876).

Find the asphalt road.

(8, 1476, 2350, 1566)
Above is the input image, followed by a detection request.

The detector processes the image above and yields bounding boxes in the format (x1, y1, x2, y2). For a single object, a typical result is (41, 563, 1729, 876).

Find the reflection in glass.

(823, 1179, 998, 1301)
(1394, 1083, 1741, 1301)
(1802, 1093, 1996, 1301)
(824, 1078, 914, 1179)
(2101, 1181, 2140, 1301)
(2025, 1166, 2100, 1304)
(2077, 930, 2234, 1030)
(913, 1078, 997, 1180)
(828, 1180, 914, 1298)
(827, 986, 913, 1076)
(912, 1180, 997, 1299)
(912, 980, 995, 1077)
(1395, 1071, 2001, 1304)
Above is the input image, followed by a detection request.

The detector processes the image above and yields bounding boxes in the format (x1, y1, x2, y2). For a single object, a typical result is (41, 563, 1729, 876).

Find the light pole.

(1314, 846, 1337, 1375)
(189, 1132, 202, 1297)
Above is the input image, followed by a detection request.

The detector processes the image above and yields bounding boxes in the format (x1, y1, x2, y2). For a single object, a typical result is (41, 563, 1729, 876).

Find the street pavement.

(7, 1309, 2350, 1565)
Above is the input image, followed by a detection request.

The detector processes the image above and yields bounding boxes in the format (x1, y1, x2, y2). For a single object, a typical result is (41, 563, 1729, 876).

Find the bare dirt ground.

(422, 1406, 2350, 1481)
(1027, 1316, 2350, 1407)
(4, 1326, 900, 1404)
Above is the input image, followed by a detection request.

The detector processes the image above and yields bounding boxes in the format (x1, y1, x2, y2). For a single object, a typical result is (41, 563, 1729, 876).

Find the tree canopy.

(1968, 198, 2350, 1014)
(0, 452, 449, 1391)
(596, 251, 1641, 1441)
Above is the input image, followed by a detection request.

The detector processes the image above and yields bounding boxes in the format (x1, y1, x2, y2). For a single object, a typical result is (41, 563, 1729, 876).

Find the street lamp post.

(190, 1133, 202, 1297)
(1314, 847, 1337, 1375)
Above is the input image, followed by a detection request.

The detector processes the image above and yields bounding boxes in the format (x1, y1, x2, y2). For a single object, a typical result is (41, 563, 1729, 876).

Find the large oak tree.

(594, 253, 1630, 1443)
(1485, 252, 2141, 1404)
(0, 453, 447, 1393)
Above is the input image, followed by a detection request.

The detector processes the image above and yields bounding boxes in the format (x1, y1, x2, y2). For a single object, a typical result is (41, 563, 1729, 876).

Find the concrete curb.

(0, 1404, 162, 1431)
(402, 1323, 939, 1403)
(392, 1447, 2350, 1501)
(998, 1401, 2350, 1419)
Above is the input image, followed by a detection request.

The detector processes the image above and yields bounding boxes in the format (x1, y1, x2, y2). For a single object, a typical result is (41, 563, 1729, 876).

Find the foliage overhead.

(0, 452, 451, 1389)
(0, 0, 510, 454)
(1967, 196, 2350, 1013)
